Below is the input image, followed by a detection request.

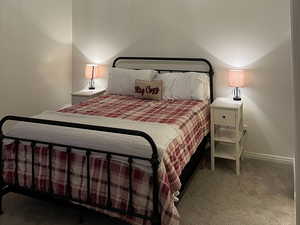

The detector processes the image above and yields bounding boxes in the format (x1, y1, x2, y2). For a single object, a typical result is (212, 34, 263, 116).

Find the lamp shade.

(228, 69, 245, 88)
(85, 64, 105, 79)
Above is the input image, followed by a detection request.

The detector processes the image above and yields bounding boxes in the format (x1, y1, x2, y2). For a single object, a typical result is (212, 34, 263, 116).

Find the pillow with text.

(134, 80, 163, 100)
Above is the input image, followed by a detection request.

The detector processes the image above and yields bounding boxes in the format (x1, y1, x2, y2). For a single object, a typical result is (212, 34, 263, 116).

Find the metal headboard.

(112, 57, 215, 101)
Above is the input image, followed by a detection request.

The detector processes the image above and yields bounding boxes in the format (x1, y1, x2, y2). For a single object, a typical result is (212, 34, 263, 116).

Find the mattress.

(5, 111, 181, 169)
(3, 94, 210, 225)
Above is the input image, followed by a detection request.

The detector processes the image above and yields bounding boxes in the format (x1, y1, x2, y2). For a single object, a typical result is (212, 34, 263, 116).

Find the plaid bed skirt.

(3, 142, 179, 225)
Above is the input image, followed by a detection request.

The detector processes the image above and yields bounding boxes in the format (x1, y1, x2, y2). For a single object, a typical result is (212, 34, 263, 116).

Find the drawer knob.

(222, 115, 226, 119)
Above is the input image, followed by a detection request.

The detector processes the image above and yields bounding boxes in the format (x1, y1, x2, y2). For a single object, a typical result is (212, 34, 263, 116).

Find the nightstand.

(210, 98, 247, 175)
(72, 89, 105, 105)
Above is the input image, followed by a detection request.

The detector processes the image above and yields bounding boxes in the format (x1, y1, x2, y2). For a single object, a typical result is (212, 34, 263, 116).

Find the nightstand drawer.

(213, 109, 236, 127)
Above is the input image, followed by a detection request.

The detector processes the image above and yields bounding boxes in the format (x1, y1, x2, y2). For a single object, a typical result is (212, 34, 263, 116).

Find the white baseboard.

(244, 151, 294, 165)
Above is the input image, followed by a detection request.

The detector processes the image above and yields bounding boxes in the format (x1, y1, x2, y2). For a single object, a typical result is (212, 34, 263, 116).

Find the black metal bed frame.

(0, 57, 214, 225)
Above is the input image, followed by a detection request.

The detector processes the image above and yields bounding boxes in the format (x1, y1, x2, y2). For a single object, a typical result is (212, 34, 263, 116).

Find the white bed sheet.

(5, 111, 181, 168)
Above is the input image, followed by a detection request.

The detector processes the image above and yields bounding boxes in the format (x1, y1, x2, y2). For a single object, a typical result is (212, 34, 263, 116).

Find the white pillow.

(107, 68, 157, 96)
(190, 72, 210, 100)
(155, 72, 210, 100)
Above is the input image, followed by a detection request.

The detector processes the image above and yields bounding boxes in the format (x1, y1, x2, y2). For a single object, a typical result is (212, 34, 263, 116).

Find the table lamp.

(85, 64, 105, 90)
(228, 69, 245, 101)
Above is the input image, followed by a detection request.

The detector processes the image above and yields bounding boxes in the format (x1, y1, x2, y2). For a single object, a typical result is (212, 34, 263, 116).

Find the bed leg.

(0, 184, 8, 215)
(0, 184, 10, 216)
(0, 200, 3, 215)
(79, 211, 84, 224)
(151, 156, 161, 225)
(151, 215, 161, 225)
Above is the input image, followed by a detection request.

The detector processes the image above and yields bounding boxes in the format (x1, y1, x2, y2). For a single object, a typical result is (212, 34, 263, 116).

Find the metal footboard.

(0, 116, 161, 225)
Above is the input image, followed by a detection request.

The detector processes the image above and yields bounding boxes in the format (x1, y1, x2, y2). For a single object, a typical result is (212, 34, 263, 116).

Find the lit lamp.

(228, 69, 245, 101)
(85, 64, 104, 90)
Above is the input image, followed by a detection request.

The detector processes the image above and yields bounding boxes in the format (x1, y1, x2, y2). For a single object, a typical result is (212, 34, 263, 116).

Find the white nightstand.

(72, 89, 105, 105)
(210, 98, 247, 175)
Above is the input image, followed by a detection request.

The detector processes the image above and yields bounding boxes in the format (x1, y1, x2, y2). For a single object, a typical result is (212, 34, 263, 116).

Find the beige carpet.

(0, 158, 295, 225)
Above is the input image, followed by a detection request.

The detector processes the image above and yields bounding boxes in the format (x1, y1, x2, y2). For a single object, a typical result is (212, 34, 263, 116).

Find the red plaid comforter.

(3, 94, 210, 225)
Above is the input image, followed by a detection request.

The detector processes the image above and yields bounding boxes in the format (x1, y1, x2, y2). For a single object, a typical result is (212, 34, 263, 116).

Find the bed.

(0, 57, 214, 225)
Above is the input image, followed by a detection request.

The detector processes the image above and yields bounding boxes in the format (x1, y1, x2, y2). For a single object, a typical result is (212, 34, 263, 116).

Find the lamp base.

(88, 79, 95, 90)
(233, 97, 241, 101)
(233, 87, 242, 101)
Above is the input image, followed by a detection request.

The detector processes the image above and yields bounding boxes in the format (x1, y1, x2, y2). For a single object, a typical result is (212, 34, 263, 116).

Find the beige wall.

(0, 0, 72, 121)
(291, 0, 300, 223)
(73, 0, 294, 158)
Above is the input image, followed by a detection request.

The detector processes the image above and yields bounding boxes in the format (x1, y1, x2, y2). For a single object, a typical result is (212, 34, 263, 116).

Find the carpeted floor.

(0, 158, 295, 225)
